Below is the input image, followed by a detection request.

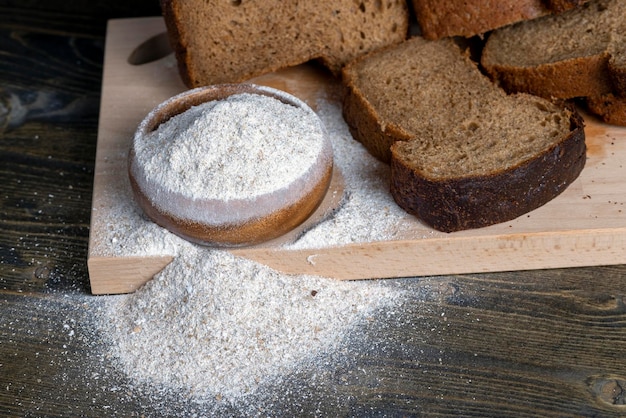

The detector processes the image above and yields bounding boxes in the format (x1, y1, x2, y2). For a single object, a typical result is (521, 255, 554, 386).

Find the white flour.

(95, 96, 417, 403)
(101, 245, 404, 401)
(133, 92, 327, 201)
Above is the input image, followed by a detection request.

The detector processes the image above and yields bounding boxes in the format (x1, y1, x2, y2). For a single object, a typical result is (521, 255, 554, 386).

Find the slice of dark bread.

(481, 0, 626, 125)
(411, 0, 589, 40)
(160, 0, 409, 87)
(342, 36, 586, 232)
(586, 93, 626, 125)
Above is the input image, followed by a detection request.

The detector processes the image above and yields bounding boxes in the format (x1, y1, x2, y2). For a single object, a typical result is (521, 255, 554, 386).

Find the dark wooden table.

(2, 2, 626, 417)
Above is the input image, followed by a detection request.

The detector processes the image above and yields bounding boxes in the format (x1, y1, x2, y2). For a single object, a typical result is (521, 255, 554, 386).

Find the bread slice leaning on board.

(342, 36, 586, 232)
(411, 0, 589, 40)
(481, 0, 626, 125)
(160, 0, 409, 87)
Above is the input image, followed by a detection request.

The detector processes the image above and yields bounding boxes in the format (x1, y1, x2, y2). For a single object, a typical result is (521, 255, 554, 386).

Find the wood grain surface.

(2, 3, 626, 417)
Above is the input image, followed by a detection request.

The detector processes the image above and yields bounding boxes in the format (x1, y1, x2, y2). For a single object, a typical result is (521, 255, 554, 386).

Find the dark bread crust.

(545, 0, 589, 13)
(390, 111, 586, 232)
(341, 69, 411, 164)
(411, 0, 589, 40)
(609, 55, 626, 95)
(586, 93, 626, 126)
(160, 0, 192, 87)
(483, 52, 615, 99)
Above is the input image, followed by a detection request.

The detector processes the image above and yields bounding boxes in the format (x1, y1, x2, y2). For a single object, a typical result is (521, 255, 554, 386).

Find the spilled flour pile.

(99, 244, 405, 402)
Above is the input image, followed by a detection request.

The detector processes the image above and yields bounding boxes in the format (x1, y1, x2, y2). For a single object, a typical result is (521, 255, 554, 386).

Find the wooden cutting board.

(87, 17, 626, 295)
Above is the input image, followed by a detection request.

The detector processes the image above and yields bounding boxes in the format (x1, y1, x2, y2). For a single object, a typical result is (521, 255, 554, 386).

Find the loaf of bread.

(160, 0, 409, 87)
(481, 0, 626, 125)
(411, 0, 588, 40)
(342, 36, 586, 232)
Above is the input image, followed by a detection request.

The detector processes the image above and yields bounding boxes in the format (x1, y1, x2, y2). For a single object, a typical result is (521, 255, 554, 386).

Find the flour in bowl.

(133, 92, 327, 201)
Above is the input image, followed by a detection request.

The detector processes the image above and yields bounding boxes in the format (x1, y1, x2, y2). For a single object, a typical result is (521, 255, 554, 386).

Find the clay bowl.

(128, 83, 334, 247)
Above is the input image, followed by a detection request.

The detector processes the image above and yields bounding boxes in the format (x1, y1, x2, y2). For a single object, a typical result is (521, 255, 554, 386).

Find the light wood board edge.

(88, 255, 174, 295)
(232, 228, 626, 279)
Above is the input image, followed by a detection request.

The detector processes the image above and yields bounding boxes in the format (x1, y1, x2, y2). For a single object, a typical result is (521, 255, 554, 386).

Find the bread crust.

(411, 0, 588, 40)
(341, 72, 412, 164)
(545, 0, 589, 13)
(608, 54, 626, 95)
(160, 0, 409, 87)
(390, 111, 586, 232)
(482, 51, 615, 99)
(586, 93, 626, 126)
(160, 0, 192, 87)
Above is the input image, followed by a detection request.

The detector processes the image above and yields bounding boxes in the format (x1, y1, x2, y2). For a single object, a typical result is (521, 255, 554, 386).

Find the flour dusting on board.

(286, 99, 416, 248)
(91, 98, 415, 257)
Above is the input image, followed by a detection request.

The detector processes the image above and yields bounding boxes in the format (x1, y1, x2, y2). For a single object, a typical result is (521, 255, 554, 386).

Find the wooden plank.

(87, 255, 174, 294)
(232, 228, 626, 278)
(88, 17, 626, 294)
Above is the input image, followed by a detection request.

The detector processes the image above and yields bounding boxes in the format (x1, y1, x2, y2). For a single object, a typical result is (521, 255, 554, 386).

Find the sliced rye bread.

(586, 93, 626, 125)
(481, 0, 626, 125)
(411, 0, 589, 40)
(341, 36, 586, 232)
(160, 0, 409, 87)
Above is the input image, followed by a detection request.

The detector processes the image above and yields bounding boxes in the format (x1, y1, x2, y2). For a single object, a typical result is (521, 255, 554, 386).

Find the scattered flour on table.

(99, 243, 405, 401)
(89, 151, 184, 257)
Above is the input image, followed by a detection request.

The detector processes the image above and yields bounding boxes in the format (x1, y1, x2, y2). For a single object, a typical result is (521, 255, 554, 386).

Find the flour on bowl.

(93, 98, 415, 257)
(134, 92, 327, 201)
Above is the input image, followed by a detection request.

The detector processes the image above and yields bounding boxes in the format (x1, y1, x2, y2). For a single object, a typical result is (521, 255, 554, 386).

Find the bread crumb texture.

(483, 0, 623, 68)
(481, 0, 626, 121)
(162, 0, 409, 86)
(345, 37, 573, 178)
(342, 37, 585, 231)
(411, 0, 590, 39)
